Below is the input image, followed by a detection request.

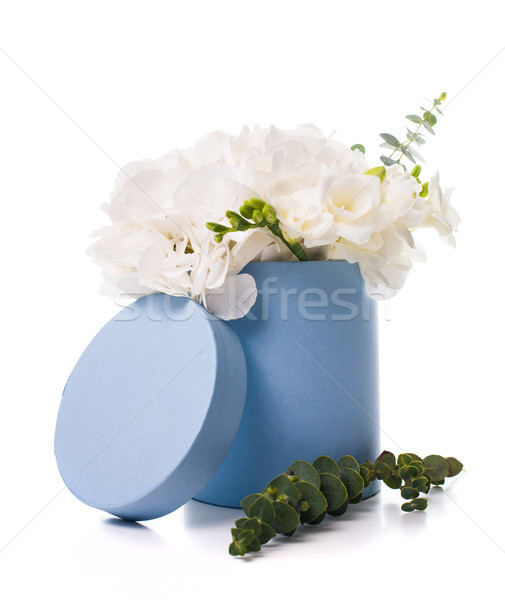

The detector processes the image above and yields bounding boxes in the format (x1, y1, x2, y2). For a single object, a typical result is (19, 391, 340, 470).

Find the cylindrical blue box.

(195, 260, 380, 507)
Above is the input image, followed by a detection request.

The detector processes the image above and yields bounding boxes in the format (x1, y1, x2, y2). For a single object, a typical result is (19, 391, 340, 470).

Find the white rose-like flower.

(419, 172, 460, 246)
(90, 125, 457, 318)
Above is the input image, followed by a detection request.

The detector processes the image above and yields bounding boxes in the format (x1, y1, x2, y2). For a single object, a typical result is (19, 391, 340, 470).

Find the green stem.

(267, 222, 308, 261)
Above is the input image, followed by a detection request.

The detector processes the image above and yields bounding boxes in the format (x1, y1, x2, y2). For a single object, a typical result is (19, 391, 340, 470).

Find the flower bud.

(262, 204, 277, 224)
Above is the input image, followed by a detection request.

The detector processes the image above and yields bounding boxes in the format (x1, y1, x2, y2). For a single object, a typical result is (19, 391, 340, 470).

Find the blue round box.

(195, 260, 380, 507)
(55, 260, 380, 518)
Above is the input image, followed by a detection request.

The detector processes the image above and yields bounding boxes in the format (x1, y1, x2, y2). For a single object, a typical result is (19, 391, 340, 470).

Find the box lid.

(54, 293, 247, 520)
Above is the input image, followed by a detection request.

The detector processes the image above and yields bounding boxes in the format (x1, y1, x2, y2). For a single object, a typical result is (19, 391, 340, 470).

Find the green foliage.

(229, 450, 463, 556)
(206, 198, 308, 262)
(351, 143, 366, 154)
(378, 92, 446, 170)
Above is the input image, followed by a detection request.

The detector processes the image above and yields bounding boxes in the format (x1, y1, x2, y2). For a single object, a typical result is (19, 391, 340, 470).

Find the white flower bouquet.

(89, 93, 459, 319)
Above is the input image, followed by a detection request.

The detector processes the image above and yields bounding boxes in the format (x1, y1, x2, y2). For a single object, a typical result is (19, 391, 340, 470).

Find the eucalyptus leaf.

(406, 114, 423, 124)
(319, 472, 348, 512)
(376, 451, 396, 470)
(380, 155, 397, 166)
(412, 498, 428, 511)
(446, 457, 463, 477)
(241, 493, 262, 517)
(249, 496, 275, 525)
(296, 481, 328, 523)
(423, 455, 450, 481)
(338, 455, 360, 473)
(423, 111, 437, 126)
(383, 474, 402, 489)
(313, 455, 340, 477)
(286, 460, 320, 487)
(422, 121, 435, 135)
(351, 143, 366, 153)
(327, 497, 349, 517)
(264, 473, 300, 506)
(272, 501, 300, 535)
(258, 523, 277, 544)
(380, 132, 401, 147)
(400, 486, 419, 500)
(340, 467, 364, 500)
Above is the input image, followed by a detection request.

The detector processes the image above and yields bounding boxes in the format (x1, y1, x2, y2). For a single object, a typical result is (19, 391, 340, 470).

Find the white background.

(1, 1, 504, 597)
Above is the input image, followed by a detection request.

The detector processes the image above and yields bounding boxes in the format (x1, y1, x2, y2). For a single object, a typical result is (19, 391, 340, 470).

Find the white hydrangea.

(88, 125, 459, 318)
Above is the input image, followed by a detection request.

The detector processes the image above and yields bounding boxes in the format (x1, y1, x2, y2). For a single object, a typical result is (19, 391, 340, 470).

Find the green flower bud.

(240, 205, 254, 219)
(262, 204, 278, 224)
(252, 210, 265, 226)
(410, 165, 421, 179)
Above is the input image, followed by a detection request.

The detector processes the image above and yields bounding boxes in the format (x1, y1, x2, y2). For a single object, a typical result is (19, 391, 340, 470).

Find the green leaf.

(296, 481, 328, 523)
(360, 465, 372, 487)
(374, 461, 392, 479)
(407, 453, 423, 462)
(423, 455, 450, 482)
(399, 467, 411, 480)
(340, 467, 364, 500)
(376, 451, 396, 470)
(319, 473, 348, 512)
(351, 143, 366, 154)
(380, 155, 397, 166)
(313, 456, 340, 477)
(408, 464, 422, 478)
(235, 518, 248, 529)
(258, 523, 277, 544)
(349, 491, 363, 504)
(423, 111, 437, 126)
(264, 473, 299, 506)
(412, 498, 428, 511)
(446, 457, 463, 477)
(380, 133, 401, 147)
(328, 497, 349, 517)
(422, 121, 435, 135)
(400, 145, 416, 164)
(272, 501, 300, 535)
(398, 453, 412, 466)
(338, 455, 361, 473)
(401, 502, 415, 512)
(283, 528, 297, 537)
(232, 528, 256, 545)
(247, 538, 262, 553)
(401, 486, 420, 500)
(309, 512, 326, 525)
(241, 494, 262, 516)
(249, 496, 275, 525)
(406, 114, 423, 124)
(286, 460, 320, 487)
(412, 477, 429, 491)
(384, 474, 402, 489)
(229, 542, 240, 556)
(239, 518, 261, 537)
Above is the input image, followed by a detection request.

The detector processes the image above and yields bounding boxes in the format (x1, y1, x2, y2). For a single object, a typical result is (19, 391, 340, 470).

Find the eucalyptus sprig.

(229, 450, 463, 557)
(378, 91, 447, 168)
(206, 198, 308, 261)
